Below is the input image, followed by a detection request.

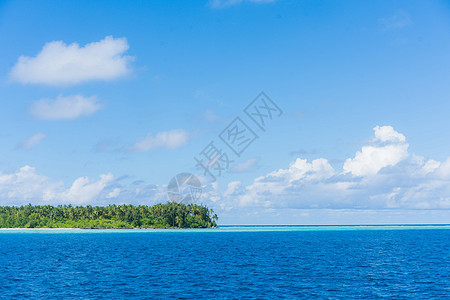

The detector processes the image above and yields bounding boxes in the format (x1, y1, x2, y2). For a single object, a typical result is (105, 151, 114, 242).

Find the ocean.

(1, 226, 449, 299)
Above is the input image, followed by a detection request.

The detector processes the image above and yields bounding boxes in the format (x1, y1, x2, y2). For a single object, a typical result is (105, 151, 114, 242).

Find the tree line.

(0, 202, 218, 229)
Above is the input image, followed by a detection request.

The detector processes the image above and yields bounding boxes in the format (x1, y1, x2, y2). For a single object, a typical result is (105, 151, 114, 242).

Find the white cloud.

(60, 173, 114, 205)
(230, 158, 337, 208)
(3, 125, 450, 224)
(10, 36, 132, 85)
(212, 125, 450, 211)
(30, 94, 102, 120)
(0, 166, 60, 204)
(343, 126, 409, 176)
(107, 188, 121, 199)
(209, 0, 275, 9)
(422, 159, 440, 174)
(0, 166, 113, 206)
(223, 181, 245, 200)
(128, 129, 189, 152)
(373, 125, 406, 143)
(436, 157, 450, 178)
(270, 157, 335, 182)
(20, 133, 46, 150)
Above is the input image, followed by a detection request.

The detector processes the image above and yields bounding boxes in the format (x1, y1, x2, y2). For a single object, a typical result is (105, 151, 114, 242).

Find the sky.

(1, 0, 450, 224)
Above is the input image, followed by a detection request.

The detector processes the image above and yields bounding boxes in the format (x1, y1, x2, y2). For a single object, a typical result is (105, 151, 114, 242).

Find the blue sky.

(1, 0, 450, 224)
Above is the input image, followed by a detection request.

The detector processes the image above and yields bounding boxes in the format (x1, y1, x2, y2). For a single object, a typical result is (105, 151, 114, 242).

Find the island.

(0, 203, 218, 229)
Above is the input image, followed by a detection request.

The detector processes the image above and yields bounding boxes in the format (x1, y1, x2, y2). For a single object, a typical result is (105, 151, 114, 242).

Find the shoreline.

(0, 227, 219, 230)
(0, 227, 82, 230)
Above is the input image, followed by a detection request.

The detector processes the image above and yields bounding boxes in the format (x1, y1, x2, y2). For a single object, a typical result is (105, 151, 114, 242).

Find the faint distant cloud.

(204, 109, 220, 122)
(128, 129, 189, 152)
(19, 133, 46, 150)
(93, 138, 121, 153)
(231, 158, 260, 173)
(9, 36, 133, 86)
(289, 149, 319, 156)
(30, 94, 102, 120)
(150, 75, 162, 83)
(379, 11, 412, 30)
(292, 110, 306, 119)
(328, 158, 345, 165)
(209, 0, 276, 9)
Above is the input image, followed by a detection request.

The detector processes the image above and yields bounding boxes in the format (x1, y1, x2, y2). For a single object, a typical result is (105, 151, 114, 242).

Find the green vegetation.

(0, 203, 218, 229)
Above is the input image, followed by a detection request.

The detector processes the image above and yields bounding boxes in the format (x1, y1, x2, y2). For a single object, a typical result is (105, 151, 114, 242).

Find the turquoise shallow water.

(1, 225, 450, 298)
(1, 224, 450, 234)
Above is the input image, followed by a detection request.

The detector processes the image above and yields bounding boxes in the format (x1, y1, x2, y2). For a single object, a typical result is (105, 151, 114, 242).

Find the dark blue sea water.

(1, 226, 450, 299)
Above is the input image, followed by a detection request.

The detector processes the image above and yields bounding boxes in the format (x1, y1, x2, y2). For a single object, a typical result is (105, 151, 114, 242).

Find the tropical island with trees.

(0, 202, 218, 229)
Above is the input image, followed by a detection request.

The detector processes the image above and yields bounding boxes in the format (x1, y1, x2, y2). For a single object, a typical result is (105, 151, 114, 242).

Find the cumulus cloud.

(59, 173, 114, 205)
(212, 125, 450, 211)
(343, 126, 409, 176)
(10, 36, 132, 85)
(0, 166, 114, 206)
(373, 125, 406, 143)
(3, 125, 450, 222)
(0, 166, 60, 205)
(223, 181, 244, 197)
(209, 0, 275, 9)
(128, 129, 189, 152)
(0, 165, 173, 207)
(30, 94, 102, 120)
(19, 133, 46, 150)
